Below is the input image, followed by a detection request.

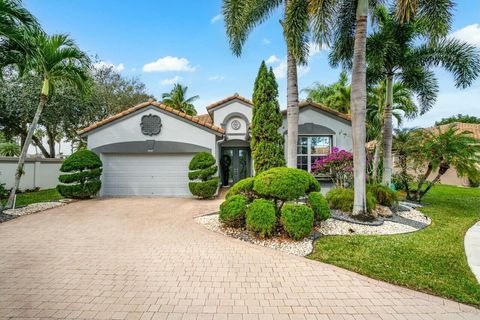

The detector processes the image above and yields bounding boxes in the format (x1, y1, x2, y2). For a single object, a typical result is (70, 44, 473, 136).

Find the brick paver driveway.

(0, 198, 478, 320)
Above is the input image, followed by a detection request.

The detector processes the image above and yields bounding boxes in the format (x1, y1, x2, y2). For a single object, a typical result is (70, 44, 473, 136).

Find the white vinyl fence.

(0, 157, 63, 190)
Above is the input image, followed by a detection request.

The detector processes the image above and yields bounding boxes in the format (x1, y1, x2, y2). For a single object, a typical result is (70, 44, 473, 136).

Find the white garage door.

(102, 153, 194, 196)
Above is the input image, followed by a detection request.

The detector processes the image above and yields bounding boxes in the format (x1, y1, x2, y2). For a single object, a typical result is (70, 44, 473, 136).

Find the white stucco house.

(79, 93, 352, 197)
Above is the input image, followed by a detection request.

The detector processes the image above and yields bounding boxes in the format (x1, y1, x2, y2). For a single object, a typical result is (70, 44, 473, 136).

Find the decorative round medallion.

(231, 119, 241, 130)
(140, 114, 162, 136)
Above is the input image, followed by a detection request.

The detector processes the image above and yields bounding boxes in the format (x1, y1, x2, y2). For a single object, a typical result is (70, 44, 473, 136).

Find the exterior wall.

(0, 157, 63, 190)
(280, 106, 353, 151)
(211, 101, 252, 129)
(86, 106, 217, 153)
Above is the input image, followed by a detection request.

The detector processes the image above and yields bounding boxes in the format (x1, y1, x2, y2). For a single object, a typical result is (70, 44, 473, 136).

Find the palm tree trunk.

(372, 138, 381, 182)
(350, 0, 368, 216)
(6, 94, 48, 208)
(286, 47, 299, 168)
(382, 73, 394, 187)
(46, 129, 56, 158)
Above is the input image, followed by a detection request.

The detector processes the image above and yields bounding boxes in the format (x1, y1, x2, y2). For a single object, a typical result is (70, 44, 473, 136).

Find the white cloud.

(265, 55, 281, 64)
(160, 75, 182, 86)
(270, 56, 310, 79)
(208, 75, 225, 81)
(263, 38, 271, 45)
(94, 61, 125, 72)
(211, 14, 222, 23)
(143, 56, 195, 72)
(450, 24, 480, 48)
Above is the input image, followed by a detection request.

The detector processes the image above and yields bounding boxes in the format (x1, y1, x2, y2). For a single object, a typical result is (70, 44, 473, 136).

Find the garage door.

(102, 153, 194, 196)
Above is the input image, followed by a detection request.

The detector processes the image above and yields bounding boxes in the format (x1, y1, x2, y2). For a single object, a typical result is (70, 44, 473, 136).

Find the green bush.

(188, 152, 218, 199)
(57, 150, 102, 199)
(468, 171, 480, 188)
(188, 177, 219, 199)
(326, 188, 376, 214)
(368, 184, 398, 207)
(225, 177, 256, 200)
(246, 199, 276, 238)
(0, 182, 8, 200)
(280, 204, 314, 240)
(307, 192, 331, 224)
(219, 194, 248, 228)
(253, 167, 317, 202)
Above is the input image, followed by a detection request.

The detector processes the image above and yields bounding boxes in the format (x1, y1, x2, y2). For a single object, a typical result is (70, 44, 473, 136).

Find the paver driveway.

(0, 198, 478, 320)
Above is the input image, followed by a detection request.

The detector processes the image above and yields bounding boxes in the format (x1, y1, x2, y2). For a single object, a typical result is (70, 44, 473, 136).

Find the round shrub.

(307, 192, 331, 224)
(253, 167, 316, 202)
(188, 152, 218, 199)
(225, 177, 256, 200)
(280, 204, 314, 240)
(326, 188, 376, 214)
(219, 194, 248, 228)
(57, 149, 102, 199)
(368, 184, 398, 207)
(246, 199, 276, 238)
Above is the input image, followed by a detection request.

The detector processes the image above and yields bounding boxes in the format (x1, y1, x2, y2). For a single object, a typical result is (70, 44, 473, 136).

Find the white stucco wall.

(211, 101, 252, 128)
(86, 106, 217, 153)
(0, 158, 63, 190)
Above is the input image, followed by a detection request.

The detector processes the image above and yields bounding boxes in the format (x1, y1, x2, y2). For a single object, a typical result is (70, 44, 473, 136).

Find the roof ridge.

(206, 94, 253, 110)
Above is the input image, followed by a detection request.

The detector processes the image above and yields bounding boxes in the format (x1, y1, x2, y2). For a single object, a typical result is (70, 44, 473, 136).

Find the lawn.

(2, 188, 63, 207)
(309, 184, 480, 306)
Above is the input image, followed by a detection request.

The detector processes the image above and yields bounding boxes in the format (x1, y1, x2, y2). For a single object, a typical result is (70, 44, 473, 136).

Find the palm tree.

(367, 81, 417, 181)
(367, 6, 480, 187)
(6, 29, 91, 208)
(223, 0, 336, 168)
(303, 71, 350, 113)
(0, 141, 20, 156)
(161, 83, 198, 116)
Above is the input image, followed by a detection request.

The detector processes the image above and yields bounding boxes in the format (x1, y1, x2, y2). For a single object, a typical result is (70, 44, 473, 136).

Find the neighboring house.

(79, 94, 352, 197)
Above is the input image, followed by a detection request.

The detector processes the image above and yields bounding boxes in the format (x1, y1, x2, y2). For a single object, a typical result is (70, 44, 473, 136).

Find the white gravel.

(397, 208, 432, 225)
(317, 218, 417, 235)
(4, 202, 65, 216)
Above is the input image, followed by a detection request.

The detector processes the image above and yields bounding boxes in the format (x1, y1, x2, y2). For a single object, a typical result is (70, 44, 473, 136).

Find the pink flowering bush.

(312, 147, 353, 187)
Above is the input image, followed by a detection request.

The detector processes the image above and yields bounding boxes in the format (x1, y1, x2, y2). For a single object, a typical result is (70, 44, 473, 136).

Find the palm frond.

(284, 0, 309, 64)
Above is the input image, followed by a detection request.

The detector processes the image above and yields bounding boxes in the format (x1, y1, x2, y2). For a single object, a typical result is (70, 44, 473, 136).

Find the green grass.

(2, 188, 63, 207)
(309, 185, 480, 306)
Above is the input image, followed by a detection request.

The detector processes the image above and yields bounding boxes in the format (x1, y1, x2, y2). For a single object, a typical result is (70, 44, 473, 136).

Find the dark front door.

(221, 147, 250, 185)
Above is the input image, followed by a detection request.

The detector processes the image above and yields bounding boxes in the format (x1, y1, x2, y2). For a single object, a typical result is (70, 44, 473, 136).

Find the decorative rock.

(375, 205, 393, 218)
(4, 202, 65, 217)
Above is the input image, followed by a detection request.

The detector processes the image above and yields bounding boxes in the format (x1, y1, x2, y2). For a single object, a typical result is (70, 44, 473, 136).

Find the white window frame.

(297, 135, 333, 173)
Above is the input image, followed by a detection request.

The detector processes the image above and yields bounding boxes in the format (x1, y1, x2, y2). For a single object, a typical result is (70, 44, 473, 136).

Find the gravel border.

(3, 202, 65, 217)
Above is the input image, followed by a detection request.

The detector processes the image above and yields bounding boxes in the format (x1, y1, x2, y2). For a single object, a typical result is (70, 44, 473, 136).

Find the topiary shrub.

(219, 194, 248, 228)
(280, 204, 314, 240)
(307, 192, 331, 224)
(326, 188, 376, 214)
(246, 199, 276, 238)
(368, 184, 398, 207)
(188, 152, 219, 199)
(57, 149, 102, 199)
(225, 177, 256, 201)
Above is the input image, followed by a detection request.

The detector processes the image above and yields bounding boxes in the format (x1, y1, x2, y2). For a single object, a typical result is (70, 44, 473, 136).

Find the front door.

(221, 147, 250, 185)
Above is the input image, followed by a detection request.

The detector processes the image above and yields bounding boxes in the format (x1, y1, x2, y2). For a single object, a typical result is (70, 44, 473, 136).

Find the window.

(297, 135, 332, 172)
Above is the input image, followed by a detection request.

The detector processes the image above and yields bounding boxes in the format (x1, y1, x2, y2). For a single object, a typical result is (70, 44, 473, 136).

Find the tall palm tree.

(161, 83, 198, 116)
(223, 0, 336, 168)
(303, 71, 350, 113)
(6, 29, 91, 208)
(367, 6, 480, 187)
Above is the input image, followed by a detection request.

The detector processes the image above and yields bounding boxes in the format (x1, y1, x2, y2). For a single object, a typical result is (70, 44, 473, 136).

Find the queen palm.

(367, 6, 480, 187)
(223, 0, 336, 168)
(161, 83, 198, 116)
(6, 29, 91, 208)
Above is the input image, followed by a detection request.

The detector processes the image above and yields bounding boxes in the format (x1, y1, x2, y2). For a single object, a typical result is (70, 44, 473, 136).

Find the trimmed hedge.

(189, 177, 219, 199)
(188, 165, 218, 181)
(225, 177, 256, 200)
(189, 152, 216, 170)
(280, 204, 314, 240)
(188, 152, 218, 199)
(219, 194, 248, 227)
(246, 199, 276, 238)
(57, 150, 102, 199)
(326, 188, 376, 214)
(307, 191, 331, 224)
(368, 184, 398, 207)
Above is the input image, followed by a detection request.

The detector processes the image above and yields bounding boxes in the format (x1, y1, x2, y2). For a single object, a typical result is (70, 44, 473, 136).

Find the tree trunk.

(382, 73, 394, 187)
(286, 47, 299, 168)
(46, 129, 56, 158)
(6, 94, 48, 208)
(31, 135, 51, 158)
(413, 163, 433, 201)
(350, 0, 368, 216)
(372, 137, 382, 182)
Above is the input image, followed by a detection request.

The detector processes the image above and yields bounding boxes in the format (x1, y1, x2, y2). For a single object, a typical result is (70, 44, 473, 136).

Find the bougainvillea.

(312, 147, 353, 187)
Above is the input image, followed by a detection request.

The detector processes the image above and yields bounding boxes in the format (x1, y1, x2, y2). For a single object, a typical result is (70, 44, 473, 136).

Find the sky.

(24, 0, 480, 128)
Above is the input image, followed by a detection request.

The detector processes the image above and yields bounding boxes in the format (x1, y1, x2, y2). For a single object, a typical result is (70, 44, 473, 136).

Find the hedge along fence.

(188, 152, 219, 199)
(57, 150, 102, 199)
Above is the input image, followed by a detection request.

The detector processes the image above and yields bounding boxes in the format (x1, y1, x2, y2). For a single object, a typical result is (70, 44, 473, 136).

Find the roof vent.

(234, 92, 239, 97)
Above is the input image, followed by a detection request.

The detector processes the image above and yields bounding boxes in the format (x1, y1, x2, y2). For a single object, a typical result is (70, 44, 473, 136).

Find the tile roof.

(281, 99, 352, 122)
(195, 113, 213, 124)
(78, 100, 225, 135)
(434, 122, 480, 140)
(206, 93, 253, 111)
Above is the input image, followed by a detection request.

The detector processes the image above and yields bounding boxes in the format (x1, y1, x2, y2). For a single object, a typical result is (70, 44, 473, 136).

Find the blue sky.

(24, 0, 480, 127)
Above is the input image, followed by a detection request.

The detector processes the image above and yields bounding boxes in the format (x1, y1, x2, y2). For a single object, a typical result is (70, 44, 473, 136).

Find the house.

(79, 94, 352, 197)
